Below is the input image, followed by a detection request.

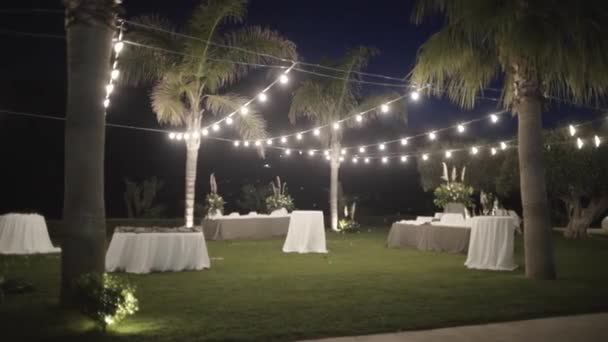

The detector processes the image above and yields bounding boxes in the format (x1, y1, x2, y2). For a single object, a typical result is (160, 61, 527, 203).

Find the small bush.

(73, 273, 138, 331)
(337, 219, 361, 233)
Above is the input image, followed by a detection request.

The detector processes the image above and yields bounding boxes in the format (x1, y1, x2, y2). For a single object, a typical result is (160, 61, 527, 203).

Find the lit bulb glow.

(341, 149, 347, 155)
(255, 140, 261, 146)
(106, 84, 114, 95)
(359, 146, 366, 153)
(382, 157, 388, 164)
(429, 132, 437, 140)
(258, 93, 267, 102)
(244, 141, 250, 147)
(352, 157, 358, 164)
(364, 158, 370, 164)
(356, 115, 363, 122)
(169, 132, 176, 140)
(445, 150, 452, 158)
(281, 137, 287, 143)
(226, 117, 233, 125)
(103, 99, 110, 108)
(114, 41, 124, 54)
(240, 107, 249, 115)
(400, 156, 407, 162)
(296, 133, 303, 140)
(308, 150, 315, 156)
(333, 122, 340, 130)
(324, 150, 330, 156)
(410, 90, 420, 101)
(491, 147, 497, 155)
(490, 114, 499, 123)
(267, 139, 273, 145)
(234, 141, 240, 147)
(176, 133, 183, 140)
(500, 141, 507, 150)
(471, 146, 479, 155)
(594, 135, 601, 147)
(577, 137, 584, 149)
(339, 156, 345, 162)
(202, 129, 209, 136)
(183, 133, 190, 140)
(285, 149, 291, 155)
(457, 124, 465, 133)
(279, 74, 289, 84)
(192, 131, 200, 139)
(422, 154, 429, 161)
(379, 144, 386, 151)
(212, 124, 220, 132)
(313, 129, 321, 136)
(325, 155, 331, 161)
(381, 104, 390, 113)
(401, 138, 408, 146)
(111, 69, 120, 80)
(569, 125, 577, 137)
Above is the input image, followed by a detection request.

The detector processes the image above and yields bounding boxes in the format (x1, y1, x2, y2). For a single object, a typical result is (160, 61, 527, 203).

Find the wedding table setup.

(202, 212, 291, 240)
(105, 227, 210, 274)
(282, 210, 327, 254)
(465, 216, 518, 271)
(0, 213, 61, 255)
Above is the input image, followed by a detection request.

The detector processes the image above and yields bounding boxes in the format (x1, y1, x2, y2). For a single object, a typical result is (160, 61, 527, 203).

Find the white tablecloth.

(106, 232, 210, 274)
(465, 216, 517, 271)
(0, 213, 61, 254)
(282, 211, 327, 253)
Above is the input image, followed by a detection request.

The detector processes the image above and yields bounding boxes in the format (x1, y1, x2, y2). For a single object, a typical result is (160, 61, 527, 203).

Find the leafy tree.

(411, 0, 608, 279)
(61, 0, 120, 305)
(123, 177, 165, 218)
(289, 47, 405, 230)
(121, 0, 297, 227)
(237, 183, 270, 213)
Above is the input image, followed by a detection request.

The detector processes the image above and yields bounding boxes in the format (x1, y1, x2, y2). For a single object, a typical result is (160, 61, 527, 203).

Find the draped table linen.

(105, 232, 210, 274)
(202, 215, 290, 240)
(282, 211, 327, 253)
(0, 213, 60, 254)
(465, 216, 518, 271)
(387, 223, 470, 254)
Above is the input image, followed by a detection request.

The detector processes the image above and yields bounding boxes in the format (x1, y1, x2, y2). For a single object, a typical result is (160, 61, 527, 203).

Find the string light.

(169, 132, 176, 140)
(410, 90, 420, 101)
(258, 93, 268, 102)
(111, 69, 120, 80)
(429, 131, 437, 140)
(285, 148, 291, 155)
(364, 157, 370, 164)
(457, 124, 465, 133)
(400, 156, 408, 162)
(103, 99, 110, 108)
(313, 129, 321, 136)
(333, 122, 340, 130)
(471, 146, 479, 155)
(106, 84, 115, 95)
(381, 104, 390, 113)
(192, 131, 200, 139)
(308, 150, 315, 156)
(279, 74, 289, 84)
(352, 157, 359, 164)
(240, 107, 249, 115)
(267, 139, 273, 145)
(339, 156, 344, 162)
(234, 141, 240, 147)
(296, 133, 303, 140)
(382, 157, 388, 164)
(202, 129, 209, 136)
(226, 117, 233, 125)
(594, 135, 601, 147)
(569, 125, 577, 137)
(491, 147, 497, 155)
(324, 150, 330, 156)
(401, 138, 408, 146)
(500, 141, 508, 150)
(255, 140, 261, 146)
(577, 137, 584, 149)
(341, 148, 347, 155)
(325, 155, 331, 161)
(490, 114, 499, 123)
(113, 41, 124, 54)
(356, 115, 363, 122)
(176, 133, 183, 140)
(422, 154, 429, 161)
(212, 124, 220, 132)
(445, 150, 452, 158)
(379, 143, 386, 151)
(359, 146, 366, 153)
(244, 141, 250, 147)
(281, 136, 287, 143)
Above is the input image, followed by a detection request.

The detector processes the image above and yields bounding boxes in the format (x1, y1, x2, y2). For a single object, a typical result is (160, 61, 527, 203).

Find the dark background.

(0, 0, 602, 220)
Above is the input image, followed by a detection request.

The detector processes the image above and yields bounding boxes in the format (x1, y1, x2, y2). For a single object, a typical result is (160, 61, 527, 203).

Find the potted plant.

(266, 177, 294, 214)
(204, 173, 224, 219)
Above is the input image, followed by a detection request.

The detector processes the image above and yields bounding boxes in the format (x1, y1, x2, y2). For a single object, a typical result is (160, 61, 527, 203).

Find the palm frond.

(150, 73, 191, 126)
(288, 80, 332, 124)
(203, 93, 251, 117)
(345, 93, 407, 128)
(120, 15, 182, 86)
(186, 0, 246, 44)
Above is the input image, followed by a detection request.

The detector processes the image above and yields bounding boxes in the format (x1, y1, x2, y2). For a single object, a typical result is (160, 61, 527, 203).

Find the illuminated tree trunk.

(513, 69, 556, 279)
(61, 0, 116, 305)
(184, 144, 200, 227)
(329, 141, 341, 231)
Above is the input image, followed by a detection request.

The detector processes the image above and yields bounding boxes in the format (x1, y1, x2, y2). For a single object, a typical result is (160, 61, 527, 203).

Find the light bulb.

(594, 135, 601, 147)
(379, 143, 386, 151)
(359, 146, 366, 153)
(240, 106, 249, 115)
(410, 90, 420, 101)
(258, 93, 267, 102)
(114, 41, 124, 54)
(382, 157, 388, 164)
(285, 149, 291, 155)
(364, 157, 370, 164)
(103, 99, 110, 108)
(341, 149, 347, 155)
(457, 124, 465, 133)
(325, 155, 331, 161)
(202, 129, 209, 136)
(471, 146, 479, 155)
(308, 150, 315, 156)
(333, 122, 340, 130)
(244, 141, 250, 147)
(381, 104, 390, 113)
(296, 133, 303, 140)
(352, 157, 358, 164)
(324, 150, 330, 156)
(569, 125, 577, 137)
(339, 156, 344, 162)
(176, 133, 183, 140)
(577, 138, 584, 149)
(500, 141, 507, 150)
(255, 140, 261, 146)
(226, 117, 233, 125)
(279, 74, 289, 84)
(490, 114, 499, 123)
(356, 114, 363, 122)
(429, 132, 437, 140)
(111, 69, 120, 80)
(313, 129, 320, 136)
(183, 133, 190, 140)
(234, 141, 240, 147)
(267, 139, 273, 145)
(445, 150, 452, 158)
(401, 138, 408, 146)
(281, 136, 287, 143)
(400, 156, 407, 162)
(169, 132, 176, 140)
(106, 83, 114, 95)
(192, 131, 200, 139)
(491, 147, 497, 155)
(422, 154, 429, 161)
(212, 124, 220, 132)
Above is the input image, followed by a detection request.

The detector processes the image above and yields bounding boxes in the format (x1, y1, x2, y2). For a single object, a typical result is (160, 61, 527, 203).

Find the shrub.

(337, 219, 361, 233)
(73, 273, 138, 331)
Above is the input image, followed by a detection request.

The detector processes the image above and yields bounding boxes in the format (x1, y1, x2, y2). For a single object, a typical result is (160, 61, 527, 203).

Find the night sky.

(0, 0, 602, 219)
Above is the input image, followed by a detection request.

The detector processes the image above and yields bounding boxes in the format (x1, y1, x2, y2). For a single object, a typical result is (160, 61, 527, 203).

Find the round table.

(465, 216, 518, 271)
(0, 213, 60, 254)
(282, 211, 327, 254)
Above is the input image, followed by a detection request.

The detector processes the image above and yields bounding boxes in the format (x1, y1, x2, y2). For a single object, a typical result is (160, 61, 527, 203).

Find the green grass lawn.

(2, 229, 608, 342)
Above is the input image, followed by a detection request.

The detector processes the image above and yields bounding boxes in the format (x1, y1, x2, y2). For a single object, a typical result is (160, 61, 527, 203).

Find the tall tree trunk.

(61, 0, 116, 305)
(329, 141, 341, 231)
(516, 97, 556, 280)
(563, 197, 608, 239)
(184, 143, 200, 227)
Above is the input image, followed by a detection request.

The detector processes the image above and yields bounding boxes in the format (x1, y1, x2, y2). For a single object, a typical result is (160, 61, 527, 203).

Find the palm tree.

(121, 0, 297, 227)
(289, 47, 404, 231)
(411, 1, 608, 279)
(61, 0, 119, 304)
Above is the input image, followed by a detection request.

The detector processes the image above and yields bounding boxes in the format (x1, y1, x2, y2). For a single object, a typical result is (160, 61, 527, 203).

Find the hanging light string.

(103, 18, 125, 112)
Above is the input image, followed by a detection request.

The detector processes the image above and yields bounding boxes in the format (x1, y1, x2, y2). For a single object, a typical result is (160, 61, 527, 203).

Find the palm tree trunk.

(516, 97, 556, 279)
(184, 143, 200, 227)
(61, 0, 115, 305)
(329, 141, 341, 231)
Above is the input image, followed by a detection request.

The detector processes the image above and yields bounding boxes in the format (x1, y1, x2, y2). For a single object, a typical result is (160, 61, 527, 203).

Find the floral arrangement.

(433, 163, 474, 209)
(265, 176, 294, 212)
(337, 201, 360, 233)
(204, 173, 225, 217)
(73, 273, 138, 331)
